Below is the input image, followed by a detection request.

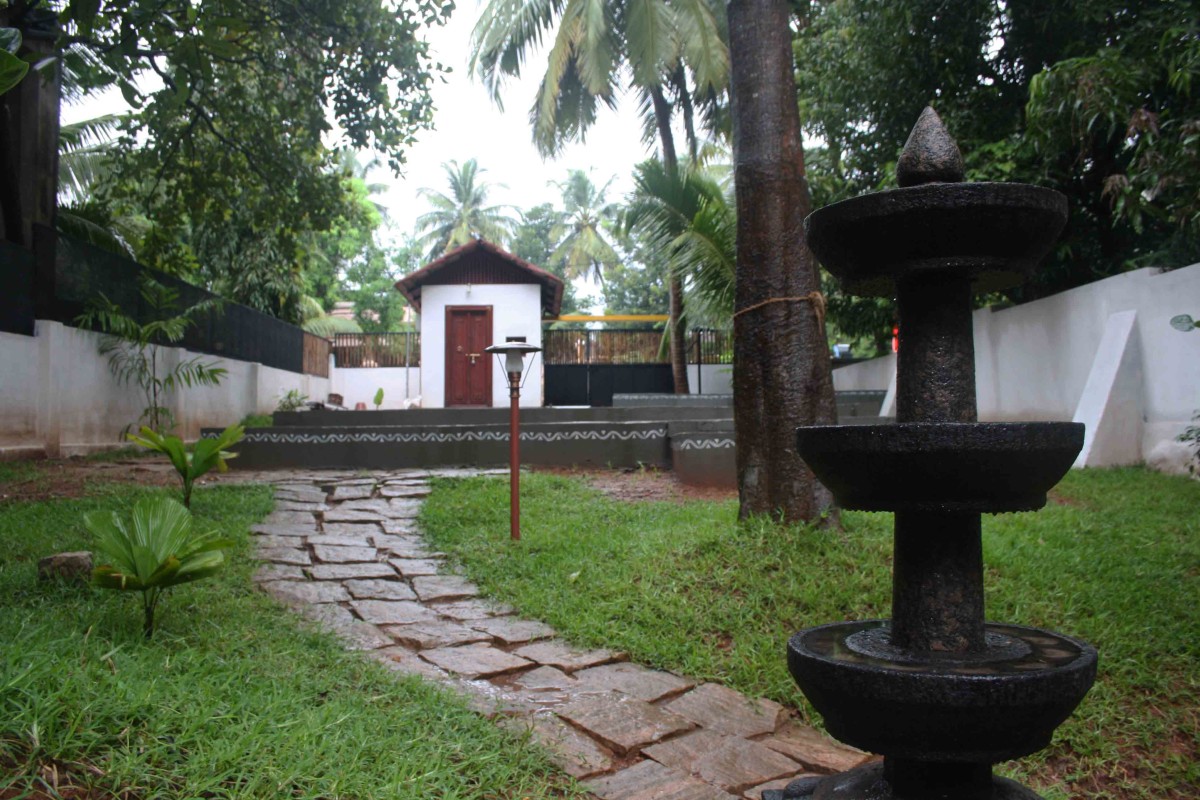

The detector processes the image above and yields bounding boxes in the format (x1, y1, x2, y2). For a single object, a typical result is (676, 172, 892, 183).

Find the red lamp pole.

(508, 369, 521, 541)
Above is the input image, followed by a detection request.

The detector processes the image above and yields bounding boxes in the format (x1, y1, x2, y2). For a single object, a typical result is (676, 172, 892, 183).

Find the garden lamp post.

(485, 339, 541, 541)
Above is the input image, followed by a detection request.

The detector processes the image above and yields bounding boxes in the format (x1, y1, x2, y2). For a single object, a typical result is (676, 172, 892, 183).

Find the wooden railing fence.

(332, 332, 421, 368)
(543, 328, 732, 365)
(302, 333, 332, 377)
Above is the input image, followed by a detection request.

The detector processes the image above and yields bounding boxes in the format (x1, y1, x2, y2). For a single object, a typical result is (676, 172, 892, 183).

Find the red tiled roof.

(394, 238, 564, 317)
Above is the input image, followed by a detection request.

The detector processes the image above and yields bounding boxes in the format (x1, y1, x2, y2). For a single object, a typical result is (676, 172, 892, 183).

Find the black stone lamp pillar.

(768, 109, 1098, 800)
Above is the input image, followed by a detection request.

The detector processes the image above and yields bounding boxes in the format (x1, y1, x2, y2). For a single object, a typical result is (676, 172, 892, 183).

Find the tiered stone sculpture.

(770, 108, 1098, 800)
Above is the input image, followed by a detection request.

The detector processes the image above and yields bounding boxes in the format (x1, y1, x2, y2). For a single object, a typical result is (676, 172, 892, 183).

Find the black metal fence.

(332, 332, 420, 367)
(0, 240, 35, 335)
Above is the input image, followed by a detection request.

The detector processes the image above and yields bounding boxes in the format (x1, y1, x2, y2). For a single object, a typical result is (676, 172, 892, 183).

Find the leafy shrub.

(87, 497, 233, 638)
(128, 424, 244, 508)
(276, 389, 309, 413)
(76, 276, 227, 435)
(240, 413, 273, 428)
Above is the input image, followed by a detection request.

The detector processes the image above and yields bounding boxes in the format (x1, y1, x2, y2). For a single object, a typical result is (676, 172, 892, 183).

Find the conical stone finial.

(896, 107, 965, 187)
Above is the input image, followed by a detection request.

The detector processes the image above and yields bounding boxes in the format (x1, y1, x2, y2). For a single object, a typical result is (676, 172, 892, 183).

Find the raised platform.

(211, 393, 890, 485)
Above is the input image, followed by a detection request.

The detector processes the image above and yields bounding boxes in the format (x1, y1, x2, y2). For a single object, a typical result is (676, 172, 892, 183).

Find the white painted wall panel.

(419, 283, 544, 408)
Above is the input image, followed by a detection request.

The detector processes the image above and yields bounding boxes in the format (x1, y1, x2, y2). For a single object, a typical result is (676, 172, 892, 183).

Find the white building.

(394, 239, 564, 409)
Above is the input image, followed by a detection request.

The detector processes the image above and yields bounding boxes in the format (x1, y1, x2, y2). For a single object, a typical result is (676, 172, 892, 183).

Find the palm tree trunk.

(727, 0, 837, 523)
(650, 84, 691, 395)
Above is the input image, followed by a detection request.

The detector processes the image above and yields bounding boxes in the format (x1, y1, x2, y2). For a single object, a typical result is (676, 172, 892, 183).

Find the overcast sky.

(372, 2, 655, 244)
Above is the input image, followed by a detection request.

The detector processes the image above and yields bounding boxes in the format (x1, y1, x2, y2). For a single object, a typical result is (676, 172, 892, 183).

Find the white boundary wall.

(831, 264, 1200, 470)
(0, 320, 330, 457)
(330, 366, 421, 410)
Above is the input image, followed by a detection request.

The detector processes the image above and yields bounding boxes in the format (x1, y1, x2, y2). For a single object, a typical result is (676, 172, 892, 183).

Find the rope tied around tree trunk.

(732, 291, 826, 328)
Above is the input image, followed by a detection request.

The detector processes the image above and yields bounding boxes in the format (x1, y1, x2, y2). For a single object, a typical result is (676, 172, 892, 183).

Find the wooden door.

(445, 306, 493, 407)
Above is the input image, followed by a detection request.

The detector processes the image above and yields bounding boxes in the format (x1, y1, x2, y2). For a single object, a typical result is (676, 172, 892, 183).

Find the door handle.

(468, 353, 481, 364)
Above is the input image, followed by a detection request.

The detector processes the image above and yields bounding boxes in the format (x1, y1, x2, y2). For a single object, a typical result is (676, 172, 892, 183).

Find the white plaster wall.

(818, 264, 1200, 462)
(0, 329, 42, 446)
(832, 353, 897, 392)
(0, 320, 327, 455)
(687, 364, 734, 394)
(419, 283, 545, 408)
(330, 367, 422, 409)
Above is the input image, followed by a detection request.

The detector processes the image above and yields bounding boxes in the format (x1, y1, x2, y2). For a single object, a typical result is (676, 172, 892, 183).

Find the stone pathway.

(239, 468, 871, 799)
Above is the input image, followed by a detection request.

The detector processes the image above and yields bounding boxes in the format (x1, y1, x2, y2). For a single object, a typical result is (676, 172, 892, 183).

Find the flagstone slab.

(469, 616, 556, 645)
(312, 545, 379, 564)
(254, 563, 306, 583)
(300, 602, 356, 629)
(756, 722, 871, 775)
(344, 579, 417, 601)
(352, 599, 440, 626)
(337, 498, 393, 512)
(385, 499, 423, 517)
(644, 730, 801, 793)
(411, 575, 478, 602)
(263, 511, 318, 526)
(383, 620, 492, 649)
(509, 665, 579, 692)
(455, 679, 543, 718)
(330, 484, 375, 500)
(380, 485, 431, 498)
(274, 500, 328, 512)
(420, 643, 534, 679)
(334, 620, 394, 651)
(250, 524, 314, 537)
(321, 522, 382, 536)
(323, 508, 388, 523)
(257, 547, 311, 566)
(307, 533, 374, 547)
(574, 662, 695, 703)
(522, 714, 614, 778)
(745, 776, 810, 800)
(515, 640, 619, 673)
(432, 600, 515, 621)
(274, 488, 328, 501)
(381, 519, 420, 535)
(263, 580, 350, 605)
(308, 563, 397, 581)
(331, 478, 378, 486)
(372, 646, 450, 682)
(556, 691, 693, 756)
(583, 758, 737, 800)
(664, 683, 785, 738)
(253, 534, 307, 549)
(389, 557, 443, 577)
(375, 535, 434, 558)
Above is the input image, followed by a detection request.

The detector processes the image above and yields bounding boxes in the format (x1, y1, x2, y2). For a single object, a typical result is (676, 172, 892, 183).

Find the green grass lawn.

(0, 483, 583, 799)
(420, 468, 1200, 800)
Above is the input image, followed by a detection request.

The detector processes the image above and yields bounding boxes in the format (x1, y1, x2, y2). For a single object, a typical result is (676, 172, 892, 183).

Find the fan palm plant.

(626, 158, 735, 324)
(415, 158, 515, 259)
(87, 497, 234, 638)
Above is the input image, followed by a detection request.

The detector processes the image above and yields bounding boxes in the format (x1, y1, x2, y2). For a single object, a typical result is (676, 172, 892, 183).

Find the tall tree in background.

(548, 170, 621, 285)
(469, 0, 731, 393)
(513, 203, 581, 313)
(3, 0, 450, 320)
(414, 158, 515, 259)
(795, 0, 1200, 348)
(727, 0, 836, 522)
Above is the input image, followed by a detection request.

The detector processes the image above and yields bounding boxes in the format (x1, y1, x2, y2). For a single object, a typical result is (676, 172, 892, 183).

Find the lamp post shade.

(485, 341, 542, 374)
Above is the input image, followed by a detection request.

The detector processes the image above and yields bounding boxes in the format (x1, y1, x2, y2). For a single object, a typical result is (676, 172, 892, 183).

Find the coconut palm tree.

(470, 0, 730, 392)
(548, 169, 621, 284)
(414, 158, 515, 260)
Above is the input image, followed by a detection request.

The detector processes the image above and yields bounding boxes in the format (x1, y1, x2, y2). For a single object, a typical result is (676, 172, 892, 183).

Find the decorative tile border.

(210, 427, 670, 446)
(673, 438, 736, 450)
